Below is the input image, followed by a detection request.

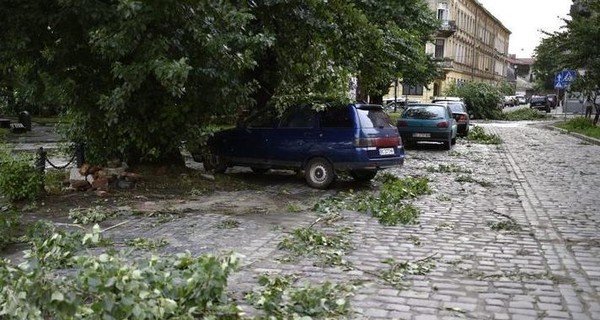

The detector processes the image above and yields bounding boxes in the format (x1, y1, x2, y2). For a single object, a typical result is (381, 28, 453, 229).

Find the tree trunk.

(250, 49, 278, 109)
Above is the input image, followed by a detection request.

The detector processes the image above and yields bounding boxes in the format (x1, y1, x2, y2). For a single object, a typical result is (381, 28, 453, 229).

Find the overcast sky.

(477, 0, 572, 58)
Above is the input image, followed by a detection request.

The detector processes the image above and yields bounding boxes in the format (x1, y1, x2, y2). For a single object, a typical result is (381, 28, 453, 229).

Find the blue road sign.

(554, 70, 577, 89)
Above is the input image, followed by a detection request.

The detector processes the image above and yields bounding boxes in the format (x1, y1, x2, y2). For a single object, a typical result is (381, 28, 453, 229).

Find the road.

(96, 119, 600, 319)
(6, 119, 599, 319)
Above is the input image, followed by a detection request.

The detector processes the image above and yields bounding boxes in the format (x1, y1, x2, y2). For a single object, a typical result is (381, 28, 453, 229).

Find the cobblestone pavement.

(105, 120, 600, 319)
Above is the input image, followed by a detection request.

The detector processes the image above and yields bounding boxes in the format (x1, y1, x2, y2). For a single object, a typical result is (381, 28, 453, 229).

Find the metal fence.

(35, 143, 85, 174)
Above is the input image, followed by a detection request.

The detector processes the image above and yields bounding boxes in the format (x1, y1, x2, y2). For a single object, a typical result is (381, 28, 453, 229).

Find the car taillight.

(354, 136, 400, 147)
(437, 121, 449, 128)
(459, 115, 467, 121)
(397, 120, 408, 127)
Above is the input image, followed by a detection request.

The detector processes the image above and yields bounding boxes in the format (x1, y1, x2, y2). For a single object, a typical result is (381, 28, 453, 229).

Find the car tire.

(305, 157, 334, 189)
(350, 169, 377, 182)
(451, 137, 456, 145)
(444, 136, 452, 150)
(202, 151, 227, 174)
(251, 167, 269, 174)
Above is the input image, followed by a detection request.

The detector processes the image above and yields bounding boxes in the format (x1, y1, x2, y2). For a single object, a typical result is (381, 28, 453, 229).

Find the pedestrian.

(594, 103, 600, 126)
(585, 95, 593, 118)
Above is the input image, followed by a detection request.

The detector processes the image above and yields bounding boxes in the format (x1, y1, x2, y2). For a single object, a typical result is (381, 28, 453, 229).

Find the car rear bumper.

(335, 157, 405, 170)
(401, 132, 451, 143)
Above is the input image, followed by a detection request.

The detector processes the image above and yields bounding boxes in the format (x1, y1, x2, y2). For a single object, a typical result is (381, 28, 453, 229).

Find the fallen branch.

(101, 220, 130, 233)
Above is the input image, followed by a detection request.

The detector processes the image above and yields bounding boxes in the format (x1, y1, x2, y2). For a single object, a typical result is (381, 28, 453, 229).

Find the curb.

(545, 122, 600, 146)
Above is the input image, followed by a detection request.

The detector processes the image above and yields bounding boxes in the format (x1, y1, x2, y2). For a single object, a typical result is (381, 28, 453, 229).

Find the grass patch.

(216, 218, 240, 229)
(465, 126, 502, 144)
(44, 169, 67, 195)
(387, 112, 401, 124)
(501, 108, 551, 121)
(488, 219, 521, 232)
(125, 237, 168, 250)
(286, 201, 303, 213)
(556, 117, 600, 140)
(0, 128, 7, 142)
(455, 174, 493, 187)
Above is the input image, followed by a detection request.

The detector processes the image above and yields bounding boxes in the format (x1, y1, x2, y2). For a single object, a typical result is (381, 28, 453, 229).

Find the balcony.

(437, 58, 454, 70)
(437, 20, 457, 37)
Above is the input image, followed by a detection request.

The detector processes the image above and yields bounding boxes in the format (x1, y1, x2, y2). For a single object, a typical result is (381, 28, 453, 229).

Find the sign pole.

(563, 89, 567, 121)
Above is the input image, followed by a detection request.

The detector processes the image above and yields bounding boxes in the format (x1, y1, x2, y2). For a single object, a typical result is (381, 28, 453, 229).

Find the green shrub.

(0, 148, 43, 202)
(444, 82, 503, 119)
(0, 128, 7, 143)
(44, 169, 67, 195)
(0, 209, 18, 250)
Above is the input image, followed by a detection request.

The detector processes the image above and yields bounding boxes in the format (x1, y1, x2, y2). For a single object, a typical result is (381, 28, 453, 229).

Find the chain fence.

(35, 143, 85, 174)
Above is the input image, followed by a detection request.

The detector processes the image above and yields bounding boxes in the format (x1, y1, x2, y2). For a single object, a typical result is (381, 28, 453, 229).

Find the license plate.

(379, 148, 395, 156)
(413, 133, 430, 138)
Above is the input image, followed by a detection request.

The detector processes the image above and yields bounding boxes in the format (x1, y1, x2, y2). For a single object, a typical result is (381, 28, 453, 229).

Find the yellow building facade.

(385, 0, 511, 103)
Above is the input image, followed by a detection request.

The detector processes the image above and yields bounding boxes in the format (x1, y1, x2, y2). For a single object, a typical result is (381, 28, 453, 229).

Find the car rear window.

(531, 97, 545, 102)
(448, 103, 466, 113)
(356, 106, 394, 128)
(402, 106, 446, 119)
(320, 107, 353, 128)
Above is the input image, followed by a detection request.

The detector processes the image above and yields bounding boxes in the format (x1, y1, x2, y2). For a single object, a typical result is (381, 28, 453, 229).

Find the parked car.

(384, 99, 406, 112)
(193, 103, 405, 189)
(503, 95, 518, 108)
(529, 95, 551, 112)
(547, 94, 558, 108)
(434, 100, 470, 136)
(432, 96, 462, 103)
(515, 95, 527, 105)
(396, 103, 458, 150)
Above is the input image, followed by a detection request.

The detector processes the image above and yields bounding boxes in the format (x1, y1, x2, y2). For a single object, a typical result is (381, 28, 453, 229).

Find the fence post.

(35, 147, 47, 174)
(75, 143, 85, 168)
(35, 147, 47, 193)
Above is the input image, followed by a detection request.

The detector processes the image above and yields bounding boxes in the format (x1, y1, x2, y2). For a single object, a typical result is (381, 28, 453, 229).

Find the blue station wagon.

(193, 103, 405, 189)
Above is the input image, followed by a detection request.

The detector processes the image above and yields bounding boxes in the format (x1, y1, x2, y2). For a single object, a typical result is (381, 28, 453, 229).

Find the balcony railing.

(437, 58, 454, 70)
(437, 20, 457, 37)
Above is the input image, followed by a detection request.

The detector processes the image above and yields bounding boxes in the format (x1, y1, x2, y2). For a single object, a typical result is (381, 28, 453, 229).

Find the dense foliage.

(444, 82, 503, 119)
(0, 225, 242, 319)
(0, 0, 440, 164)
(532, 1, 600, 103)
(0, 147, 43, 202)
(0, 209, 18, 250)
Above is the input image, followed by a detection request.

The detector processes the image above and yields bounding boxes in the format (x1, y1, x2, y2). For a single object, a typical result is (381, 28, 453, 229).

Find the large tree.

(532, 32, 569, 92)
(0, 0, 260, 164)
(0, 0, 440, 164)
(564, 0, 600, 107)
(533, 1, 600, 100)
(245, 0, 441, 107)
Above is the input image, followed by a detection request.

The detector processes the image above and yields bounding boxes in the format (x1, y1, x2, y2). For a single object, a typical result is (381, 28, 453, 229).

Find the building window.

(437, 3, 448, 20)
(435, 39, 445, 58)
(402, 84, 424, 96)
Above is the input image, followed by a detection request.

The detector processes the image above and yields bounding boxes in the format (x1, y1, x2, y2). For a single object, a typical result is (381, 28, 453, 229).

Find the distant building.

(507, 54, 535, 96)
(385, 0, 512, 103)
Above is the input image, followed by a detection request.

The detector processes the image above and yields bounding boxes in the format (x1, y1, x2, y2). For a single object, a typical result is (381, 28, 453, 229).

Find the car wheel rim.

(311, 166, 327, 183)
